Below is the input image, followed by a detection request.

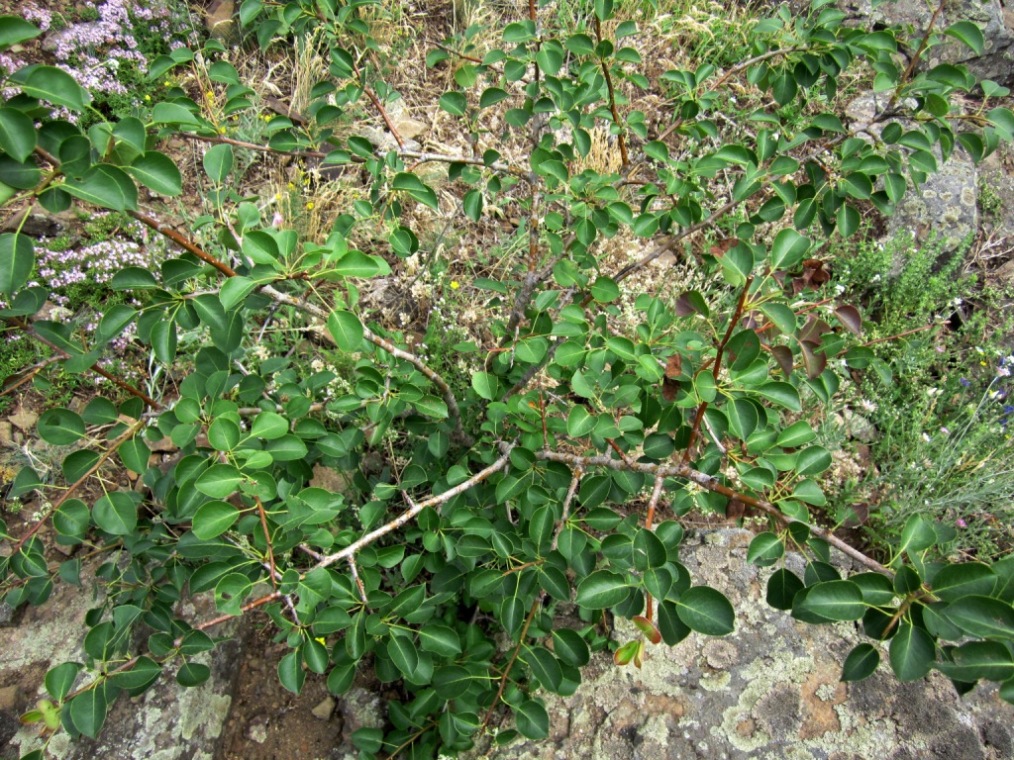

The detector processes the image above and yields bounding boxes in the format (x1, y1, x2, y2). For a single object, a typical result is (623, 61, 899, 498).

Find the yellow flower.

(450, 280, 460, 290)
(287, 182, 295, 191)
(143, 94, 151, 102)
(315, 636, 326, 646)
(164, 80, 172, 87)
(305, 201, 315, 210)
(217, 126, 227, 134)
(205, 90, 214, 100)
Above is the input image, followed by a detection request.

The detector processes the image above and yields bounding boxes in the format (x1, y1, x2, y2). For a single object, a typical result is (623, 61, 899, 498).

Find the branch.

(534, 448, 891, 575)
(312, 446, 514, 570)
(260, 285, 470, 445)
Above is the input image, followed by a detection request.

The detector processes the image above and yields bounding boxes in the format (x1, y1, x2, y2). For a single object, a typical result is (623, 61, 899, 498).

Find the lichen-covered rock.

(470, 530, 1014, 760)
(2, 562, 242, 760)
(839, 0, 1014, 86)
(845, 91, 978, 259)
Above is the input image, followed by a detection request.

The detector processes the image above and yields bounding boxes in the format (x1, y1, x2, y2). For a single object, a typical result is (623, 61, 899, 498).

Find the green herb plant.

(2, 1, 1014, 758)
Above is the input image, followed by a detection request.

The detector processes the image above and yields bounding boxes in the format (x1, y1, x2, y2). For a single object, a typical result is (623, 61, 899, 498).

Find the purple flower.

(959, 377, 972, 388)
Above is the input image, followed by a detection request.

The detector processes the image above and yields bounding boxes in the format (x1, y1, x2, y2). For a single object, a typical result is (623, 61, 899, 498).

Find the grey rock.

(0, 601, 13, 627)
(840, 0, 1014, 86)
(469, 530, 1014, 760)
(4, 562, 242, 760)
(845, 90, 979, 259)
(312, 695, 336, 720)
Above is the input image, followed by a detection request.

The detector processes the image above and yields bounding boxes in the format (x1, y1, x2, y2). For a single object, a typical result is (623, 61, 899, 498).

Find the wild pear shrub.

(2, 1, 1014, 757)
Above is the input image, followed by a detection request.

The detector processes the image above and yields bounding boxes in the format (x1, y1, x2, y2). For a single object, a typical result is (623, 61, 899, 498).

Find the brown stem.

(682, 276, 753, 463)
(254, 496, 278, 590)
(551, 468, 582, 551)
(888, 0, 947, 111)
(643, 474, 666, 622)
(862, 322, 937, 347)
(10, 418, 147, 554)
(480, 597, 541, 732)
(593, 16, 629, 168)
(354, 63, 405, 150)
(128, 211, 237, 277)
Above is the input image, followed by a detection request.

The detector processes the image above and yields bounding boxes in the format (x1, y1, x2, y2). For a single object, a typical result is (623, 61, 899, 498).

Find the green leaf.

(576, 570, 631, 609)
(0, 107, 37, 163)
(127, 152, 183, 196)
(766, 568, 804, 610)
(277, 650, 306, 694)
(479, 87, 510, 109)
(439, 91, 467, 115)
(64, 165, 138, 212)
(900, 514, 937, 555)
(330, 250, 389, 278)
(796, 580, 866, 621)
(251, 411, 288, 440)
(68, 688, 107, 739)
(944, 20, 985, 55)
(45, 662, 82, 701)
(327, 310, 364, 351)
(192, 501, 240, 539)
(769, 228, 810, 270)
(747, 532, 784, 566)
(93, 492, 137, 536)
(151, 102, 205, 127)
(37, 408, 85, 445)
(889, 622, 935, 681)
(418, 625, 461, 657)
(590, 277, 620, 303)
(675, 586, 735, 635)
(388, 632, 419, 678)
(117, 436, 150, 474)
(392, 172, 439, 210)
(941, 596, 1014, 639)
(937, 641, 1014, 682)
(203, 144, 234, 182)
(515, 699, 549, 740)
(754, 382, 801, 412)
(0, 232, 34, 296)
(195, 464, 244, 499)
(471, 371, 499, 401)
(17, 65, 88, 111)
(0, 16, 41, 49)
(177, 661, 211, 686)
(567, 406, 595, 437)
(523, 645, 563, 692)
(551, 629, 590, 667)
(931, 563, 996, 603)
(841, 643, 880, 682)
(220, 276, 258, 310)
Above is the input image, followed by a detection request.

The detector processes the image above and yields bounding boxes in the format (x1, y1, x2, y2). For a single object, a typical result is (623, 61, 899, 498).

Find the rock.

(0, 421, 13, 448)
(206, 0, 236, 40)
(470, 530, 1014, 760)
(842, 408, 877, 443)
(7, 406, 38, 434)
(5, 561, 243, 760)
(311, 695, 336, 720)
(845, 91, 978, 260)
(976, 140, 1014, 237)
(839, 0, 1014, 86)
(0, 601, 13, 626)
(1, 213, 65, 239)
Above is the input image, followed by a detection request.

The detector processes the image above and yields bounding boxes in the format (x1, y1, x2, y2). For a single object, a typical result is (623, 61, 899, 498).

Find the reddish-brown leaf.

(709, 238, 737, 257)
(834, 304, 863, 336)
(664, 353, 682, 379)
(770, 344, 794, 377)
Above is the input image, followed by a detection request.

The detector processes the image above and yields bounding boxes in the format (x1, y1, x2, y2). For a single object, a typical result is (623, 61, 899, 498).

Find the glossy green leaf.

(676, 586, 735, 635)
(192, 501, 240, 539)
(0, 232, 33, 296)
(128, 152, 183, 196)
(327, 309, 364, 351)
(576, 570, 631, 609)
(841, 643, 880, 682)
(0, 107, 36, 163)
(64, 165, 138, 212)
(37, 408, 85, 445)
(889, 622, 935, 681)
(942, 596, 1014, 639)
(0, 16, 42, 49)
